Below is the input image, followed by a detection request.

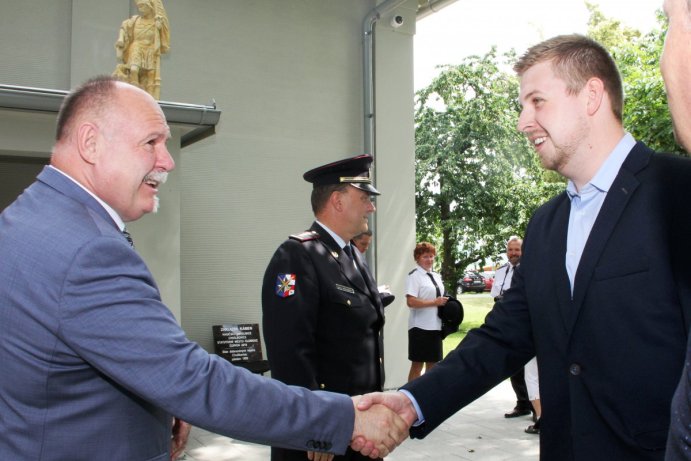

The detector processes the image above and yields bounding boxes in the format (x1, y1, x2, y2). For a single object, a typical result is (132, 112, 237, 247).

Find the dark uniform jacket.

(262, 222, 385, 461)
(404, 143, 691, 461)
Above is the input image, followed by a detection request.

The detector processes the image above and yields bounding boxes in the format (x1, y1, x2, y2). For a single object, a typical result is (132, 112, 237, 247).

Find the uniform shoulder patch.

(408, 268, 417, 275)
(289, 230, 320, 242)
(275, 274, 296, 297)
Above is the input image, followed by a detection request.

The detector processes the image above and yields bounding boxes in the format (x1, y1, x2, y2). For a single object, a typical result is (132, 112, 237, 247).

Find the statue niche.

(113, 0, 170, 100)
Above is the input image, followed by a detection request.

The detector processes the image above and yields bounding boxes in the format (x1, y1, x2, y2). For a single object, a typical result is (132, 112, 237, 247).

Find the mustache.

(144, 171, 168, 185)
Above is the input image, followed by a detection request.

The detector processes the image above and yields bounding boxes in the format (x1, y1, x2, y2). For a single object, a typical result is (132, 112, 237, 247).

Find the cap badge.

(339, 175, 371, 184)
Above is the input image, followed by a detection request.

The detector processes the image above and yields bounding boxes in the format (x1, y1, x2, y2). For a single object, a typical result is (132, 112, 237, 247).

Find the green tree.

(587, 2, 683, 154)
(414, 50, 561, 294)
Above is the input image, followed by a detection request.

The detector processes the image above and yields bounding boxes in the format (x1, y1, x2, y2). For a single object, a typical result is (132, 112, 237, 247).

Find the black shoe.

(504, 408, 532, 418)
(525, 418, 540, 434)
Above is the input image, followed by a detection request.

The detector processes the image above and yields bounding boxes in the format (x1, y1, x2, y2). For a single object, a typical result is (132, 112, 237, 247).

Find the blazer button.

(347, 299, 351, 306)
(569, 363, 581, 376)
(320, 383, 325, 389)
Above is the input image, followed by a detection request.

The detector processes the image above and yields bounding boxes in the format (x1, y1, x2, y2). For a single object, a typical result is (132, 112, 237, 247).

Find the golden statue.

(114, 0, 170, 100)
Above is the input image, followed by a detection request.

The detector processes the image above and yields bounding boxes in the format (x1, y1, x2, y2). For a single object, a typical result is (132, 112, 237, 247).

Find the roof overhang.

(0, 84, 221, 148)
(416, 0, 458, 20)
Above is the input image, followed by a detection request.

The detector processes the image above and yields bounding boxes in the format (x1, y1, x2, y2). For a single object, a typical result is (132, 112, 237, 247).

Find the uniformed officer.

(489, 236, 533, 420)
(262, 154, 386, 461)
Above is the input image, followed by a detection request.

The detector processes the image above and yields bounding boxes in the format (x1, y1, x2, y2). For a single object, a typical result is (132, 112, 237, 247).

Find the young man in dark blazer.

(359, 34, 691, 461)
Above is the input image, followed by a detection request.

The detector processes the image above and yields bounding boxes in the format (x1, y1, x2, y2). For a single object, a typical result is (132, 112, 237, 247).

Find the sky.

(414, 0, 664, 90)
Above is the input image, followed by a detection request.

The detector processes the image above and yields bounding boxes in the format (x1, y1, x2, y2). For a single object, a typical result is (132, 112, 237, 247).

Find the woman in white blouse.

(405, 242, 448, 382)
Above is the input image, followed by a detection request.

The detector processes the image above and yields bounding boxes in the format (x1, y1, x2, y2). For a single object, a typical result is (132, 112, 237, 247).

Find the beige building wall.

(372, 7, 418, 387)
(0, 0, 417, 389)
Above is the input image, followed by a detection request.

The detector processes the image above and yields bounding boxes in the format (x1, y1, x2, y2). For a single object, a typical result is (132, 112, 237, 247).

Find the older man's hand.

(349, 395, 410, 458)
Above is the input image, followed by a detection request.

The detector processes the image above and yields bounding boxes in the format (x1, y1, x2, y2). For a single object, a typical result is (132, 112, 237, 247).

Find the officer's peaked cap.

(303, 154, 380, 195)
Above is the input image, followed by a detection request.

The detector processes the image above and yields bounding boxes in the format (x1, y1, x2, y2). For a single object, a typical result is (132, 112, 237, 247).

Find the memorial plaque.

(212, 323, 264, 363)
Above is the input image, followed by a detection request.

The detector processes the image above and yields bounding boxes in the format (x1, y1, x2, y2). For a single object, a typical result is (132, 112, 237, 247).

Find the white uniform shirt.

(490, 264, 516, 298)
(405, 265, 443, 331)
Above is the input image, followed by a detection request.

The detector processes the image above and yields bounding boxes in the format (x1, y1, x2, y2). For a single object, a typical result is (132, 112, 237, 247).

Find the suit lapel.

(569, 144, 650, 325)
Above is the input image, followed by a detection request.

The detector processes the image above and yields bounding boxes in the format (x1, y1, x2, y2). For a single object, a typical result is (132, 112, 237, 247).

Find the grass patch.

(443, 293, 494, 357)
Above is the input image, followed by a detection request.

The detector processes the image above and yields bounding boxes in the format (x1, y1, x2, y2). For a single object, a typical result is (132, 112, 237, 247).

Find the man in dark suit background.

(358, 34, 691, 461)
(353, 229, 373, 257)
(262, 155, 387, 461)
(0, 76, 408, 461)
(353, 229, 395, 308)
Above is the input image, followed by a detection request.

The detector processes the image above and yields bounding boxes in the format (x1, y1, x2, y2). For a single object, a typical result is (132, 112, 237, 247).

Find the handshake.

(308, 392, 418, 461)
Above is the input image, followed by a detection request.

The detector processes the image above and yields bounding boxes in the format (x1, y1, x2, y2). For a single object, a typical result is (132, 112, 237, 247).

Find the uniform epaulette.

(408, 268, 417, 275)
(289, 230, 320, 242)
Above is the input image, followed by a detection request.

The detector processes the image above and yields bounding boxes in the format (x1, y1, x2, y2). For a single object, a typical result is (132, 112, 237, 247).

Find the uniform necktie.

(343, 244, 354, 259)
(343, 245, 360, 272)
(343, 245, 368, 286)
(499, 265, 512, 295)
(122, 228, 134, 248)
(426, 272, 442, 297)
(427, 272, 446, 321)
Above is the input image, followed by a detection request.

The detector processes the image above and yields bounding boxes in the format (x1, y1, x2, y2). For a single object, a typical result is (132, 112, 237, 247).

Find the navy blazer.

(404, 143, 691, 460)
(0, 167, 354, 460)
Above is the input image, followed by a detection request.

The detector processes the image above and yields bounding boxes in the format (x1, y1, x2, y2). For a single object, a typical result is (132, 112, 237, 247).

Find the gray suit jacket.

(0, 166, 353, 460)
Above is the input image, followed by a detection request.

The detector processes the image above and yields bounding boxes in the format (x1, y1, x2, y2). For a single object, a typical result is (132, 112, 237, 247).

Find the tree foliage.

(587, 2, 683, 154)
(414, 50, 562, 294)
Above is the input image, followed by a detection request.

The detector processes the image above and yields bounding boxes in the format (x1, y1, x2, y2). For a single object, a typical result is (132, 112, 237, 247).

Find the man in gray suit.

(0, 76, 407, 461)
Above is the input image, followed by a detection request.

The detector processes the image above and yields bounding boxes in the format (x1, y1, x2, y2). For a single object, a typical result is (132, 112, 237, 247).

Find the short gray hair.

(507, 236, 523, 247)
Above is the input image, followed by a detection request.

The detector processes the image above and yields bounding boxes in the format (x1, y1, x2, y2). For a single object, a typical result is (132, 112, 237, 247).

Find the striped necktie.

(122, 228, 134, 248)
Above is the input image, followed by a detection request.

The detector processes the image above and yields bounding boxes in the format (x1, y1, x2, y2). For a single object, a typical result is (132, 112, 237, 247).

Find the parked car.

(459, 271, 485, 293)
(481, 271, 495, 292)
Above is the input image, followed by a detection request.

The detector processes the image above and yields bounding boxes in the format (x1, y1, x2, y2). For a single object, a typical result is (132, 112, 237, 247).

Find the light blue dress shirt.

(565, 133, 635, 295)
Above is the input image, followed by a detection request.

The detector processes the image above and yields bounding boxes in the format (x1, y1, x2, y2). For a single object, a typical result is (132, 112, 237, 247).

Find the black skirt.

(408, 327, 442, 362)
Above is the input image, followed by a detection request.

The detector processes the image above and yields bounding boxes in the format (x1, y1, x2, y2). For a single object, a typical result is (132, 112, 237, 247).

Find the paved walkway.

(181, 379, 539, 460)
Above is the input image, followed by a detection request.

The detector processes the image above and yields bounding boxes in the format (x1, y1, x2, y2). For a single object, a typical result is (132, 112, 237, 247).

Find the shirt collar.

(566, 132, 636, 199)
(49, 165, 126, 231)
(315, 220, 347, 249)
